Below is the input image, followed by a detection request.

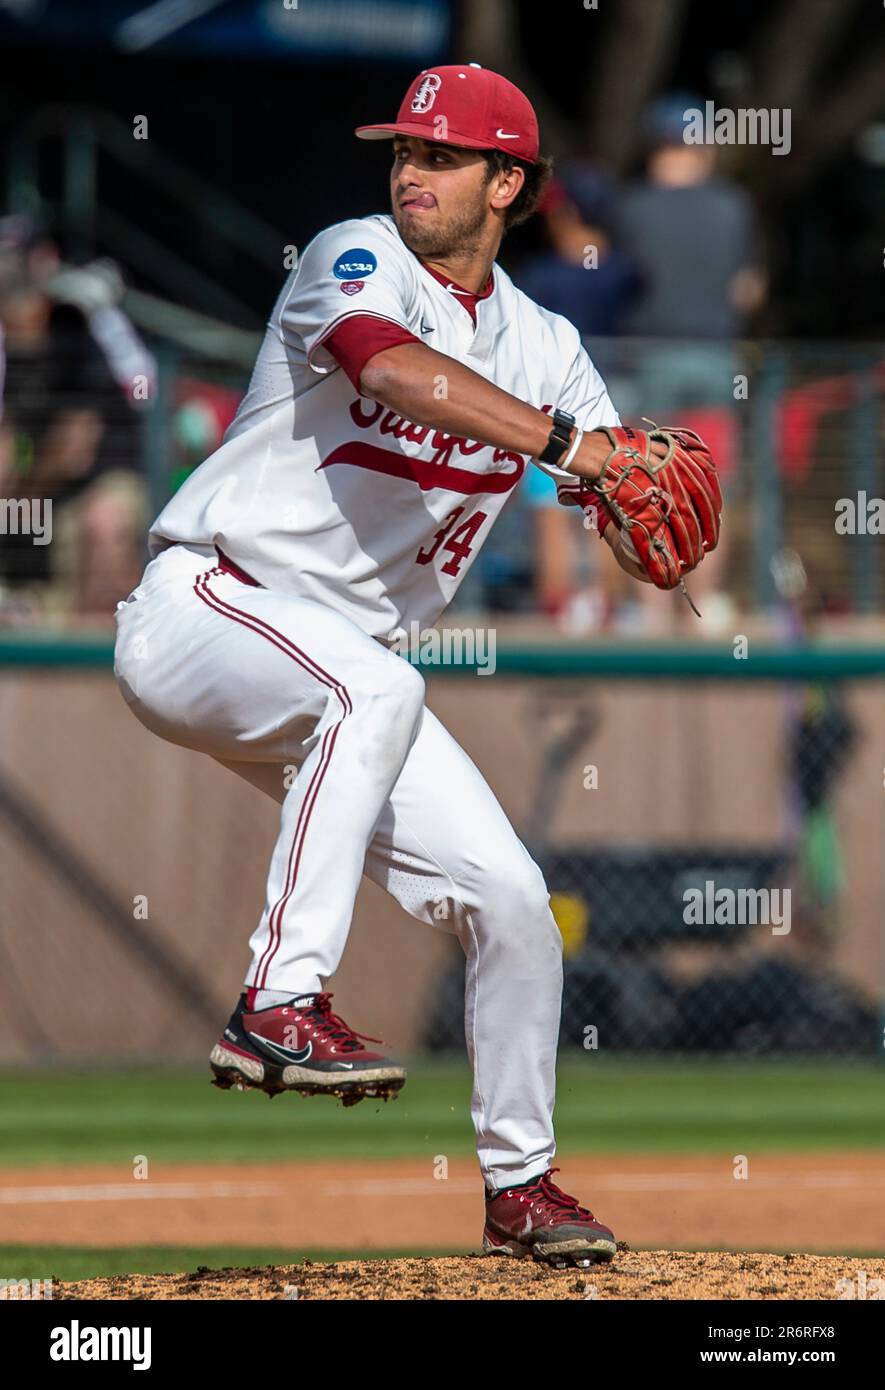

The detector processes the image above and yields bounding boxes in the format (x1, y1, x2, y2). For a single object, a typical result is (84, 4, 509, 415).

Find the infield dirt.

(53, 1249, 885, 1300)
(3, 1151, 885, 1252)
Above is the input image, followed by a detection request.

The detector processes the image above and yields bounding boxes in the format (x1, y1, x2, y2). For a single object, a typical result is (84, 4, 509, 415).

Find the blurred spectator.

(170, 379, 241, 496)
(0, 215, 154, 623)
(614, 94, 767, 631)
(618, 94, 766, 343)
(515, 165, 640, 630)
(517, 163, 640, 335)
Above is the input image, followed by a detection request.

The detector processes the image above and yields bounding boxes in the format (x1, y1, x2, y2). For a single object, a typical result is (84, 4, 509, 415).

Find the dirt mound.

(56, 1250, 885, 1301)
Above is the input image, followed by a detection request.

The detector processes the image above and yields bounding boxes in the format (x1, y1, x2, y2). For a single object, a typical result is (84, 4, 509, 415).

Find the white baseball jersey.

(149, 213, 619, 639)
(119, 212, 620, 1186)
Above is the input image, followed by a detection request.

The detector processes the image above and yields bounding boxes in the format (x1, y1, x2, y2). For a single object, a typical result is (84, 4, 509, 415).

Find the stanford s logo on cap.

(411, 74, 441, 114)
(355, 63, 540, 164)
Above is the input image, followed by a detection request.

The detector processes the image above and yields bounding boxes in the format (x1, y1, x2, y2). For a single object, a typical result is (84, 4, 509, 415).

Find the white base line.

(316, 1171, 885, 1198)
(1, 1171, 882, 1205)
(0, 1182, 277, 1205)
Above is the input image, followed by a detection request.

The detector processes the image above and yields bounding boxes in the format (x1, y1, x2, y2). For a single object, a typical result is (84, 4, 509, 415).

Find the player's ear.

(488, 163, 525, 214)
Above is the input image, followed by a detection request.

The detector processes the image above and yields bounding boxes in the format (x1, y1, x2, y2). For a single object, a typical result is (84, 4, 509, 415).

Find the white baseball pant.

(113, 542, 563, 1187)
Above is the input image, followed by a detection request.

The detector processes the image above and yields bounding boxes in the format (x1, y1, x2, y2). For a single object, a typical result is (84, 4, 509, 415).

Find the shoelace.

(506, 1168, 596, 1222)
(296, 992, 384, 1053)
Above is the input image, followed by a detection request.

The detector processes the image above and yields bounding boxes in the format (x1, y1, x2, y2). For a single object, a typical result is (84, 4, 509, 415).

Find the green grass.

(0, 1246, 453, 1282)
(5, 1240, 885, 1282)
(0, 1057, 883, 1168)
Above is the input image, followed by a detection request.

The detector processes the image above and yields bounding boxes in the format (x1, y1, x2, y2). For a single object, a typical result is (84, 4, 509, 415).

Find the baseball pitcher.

(114, 64, 721, 1268)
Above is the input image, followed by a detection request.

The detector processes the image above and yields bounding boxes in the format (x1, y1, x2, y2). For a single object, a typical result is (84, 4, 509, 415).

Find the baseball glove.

(573, 424, 722, 592)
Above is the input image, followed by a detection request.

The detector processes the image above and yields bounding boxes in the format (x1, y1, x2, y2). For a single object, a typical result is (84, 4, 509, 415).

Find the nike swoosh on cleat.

(247, 1032, 313, 1065)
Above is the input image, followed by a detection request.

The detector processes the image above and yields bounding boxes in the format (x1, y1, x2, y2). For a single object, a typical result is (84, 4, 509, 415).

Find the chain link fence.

(1, 334, 882, 625)
(421, 657, 885, 1059)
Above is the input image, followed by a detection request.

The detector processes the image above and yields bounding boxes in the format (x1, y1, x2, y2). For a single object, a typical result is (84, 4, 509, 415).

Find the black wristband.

(539, 408, 577, 466)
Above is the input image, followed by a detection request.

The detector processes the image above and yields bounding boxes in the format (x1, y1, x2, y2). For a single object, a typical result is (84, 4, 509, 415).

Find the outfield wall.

(1, 650, 883, 1062)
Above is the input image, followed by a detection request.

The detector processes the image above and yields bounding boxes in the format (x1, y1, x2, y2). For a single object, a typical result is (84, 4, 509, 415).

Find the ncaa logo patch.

(333, 248, 377, 280)
(411, 73, 441, 114)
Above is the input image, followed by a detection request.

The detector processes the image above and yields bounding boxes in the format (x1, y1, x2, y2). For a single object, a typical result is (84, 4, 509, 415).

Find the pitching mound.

(55, 1249, 885, 1300)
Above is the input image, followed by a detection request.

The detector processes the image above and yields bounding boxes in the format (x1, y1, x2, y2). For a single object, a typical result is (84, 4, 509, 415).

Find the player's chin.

(395, 215, 442, 254)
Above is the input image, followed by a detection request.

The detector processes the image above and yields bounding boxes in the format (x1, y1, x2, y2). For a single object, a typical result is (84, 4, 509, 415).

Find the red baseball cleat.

(483, 1167, 617, 1267)
(209, 991, 406, 1105)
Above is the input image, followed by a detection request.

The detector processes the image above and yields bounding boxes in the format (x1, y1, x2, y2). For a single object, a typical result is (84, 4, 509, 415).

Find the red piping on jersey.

(322, 266, 493, 388)
(325, 316, 420, 391)
(308, 309, 416, 377)
(317, 440, 524, 494)
(215, 547, 262, 587)
(419, 262, 494, 327)
(193, 567, 352, 988)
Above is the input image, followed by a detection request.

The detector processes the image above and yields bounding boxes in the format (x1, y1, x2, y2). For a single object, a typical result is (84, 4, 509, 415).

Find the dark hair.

(482, 150, 554, 232)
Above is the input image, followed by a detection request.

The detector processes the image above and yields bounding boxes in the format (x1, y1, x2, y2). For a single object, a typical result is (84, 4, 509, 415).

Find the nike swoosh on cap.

(496, 130, 519, 139)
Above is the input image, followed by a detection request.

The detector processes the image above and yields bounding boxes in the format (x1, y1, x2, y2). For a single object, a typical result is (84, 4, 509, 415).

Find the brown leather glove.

(580, 424, 722, 590)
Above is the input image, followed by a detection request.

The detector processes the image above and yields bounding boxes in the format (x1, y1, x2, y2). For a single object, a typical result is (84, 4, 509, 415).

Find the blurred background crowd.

(0, 0, 883, 634)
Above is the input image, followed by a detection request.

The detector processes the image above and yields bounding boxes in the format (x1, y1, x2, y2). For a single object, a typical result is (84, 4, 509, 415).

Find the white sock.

(250, 988, 316, 1011)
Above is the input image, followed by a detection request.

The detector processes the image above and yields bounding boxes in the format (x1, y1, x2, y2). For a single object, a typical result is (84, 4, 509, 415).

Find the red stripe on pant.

(193, 569, 352, 987)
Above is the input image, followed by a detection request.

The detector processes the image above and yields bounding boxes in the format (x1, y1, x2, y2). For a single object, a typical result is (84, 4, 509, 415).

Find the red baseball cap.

(355, 63, 539, 164)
